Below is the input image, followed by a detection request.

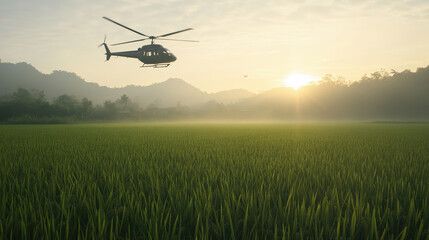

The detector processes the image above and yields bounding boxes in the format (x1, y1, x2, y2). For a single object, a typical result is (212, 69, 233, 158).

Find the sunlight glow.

(282, 73, 320, 90)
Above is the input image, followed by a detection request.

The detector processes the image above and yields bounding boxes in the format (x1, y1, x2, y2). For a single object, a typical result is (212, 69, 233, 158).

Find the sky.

(1, 0, 429, 93)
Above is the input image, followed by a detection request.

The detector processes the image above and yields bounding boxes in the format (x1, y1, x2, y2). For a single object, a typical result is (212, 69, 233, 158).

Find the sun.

(282, 72, 319, 90)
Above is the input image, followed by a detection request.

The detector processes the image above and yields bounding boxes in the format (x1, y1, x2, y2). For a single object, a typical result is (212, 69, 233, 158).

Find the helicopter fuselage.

(108, 44, 176, 65)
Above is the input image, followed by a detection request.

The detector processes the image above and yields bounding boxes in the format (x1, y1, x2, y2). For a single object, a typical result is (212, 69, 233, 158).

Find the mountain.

(0, 62, 112, 103)
(209, 89, 255, 104)
(0, 62, 255, 108)
(2, 61, 428, 120)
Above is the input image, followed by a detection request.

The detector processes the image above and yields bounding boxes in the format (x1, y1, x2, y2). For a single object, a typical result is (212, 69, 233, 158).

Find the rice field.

(0, 123, 428, 239)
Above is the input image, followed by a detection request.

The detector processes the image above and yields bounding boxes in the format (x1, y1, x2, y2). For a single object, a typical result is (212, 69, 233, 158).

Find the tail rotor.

(98, 35, 111, 61)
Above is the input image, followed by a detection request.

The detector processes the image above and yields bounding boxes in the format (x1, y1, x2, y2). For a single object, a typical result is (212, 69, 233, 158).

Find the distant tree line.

(0, 89, 145, 123)
(0, 86, 234, 123)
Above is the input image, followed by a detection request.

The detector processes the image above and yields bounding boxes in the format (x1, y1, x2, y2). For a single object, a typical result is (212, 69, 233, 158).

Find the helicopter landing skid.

(141, 63, 170, 68)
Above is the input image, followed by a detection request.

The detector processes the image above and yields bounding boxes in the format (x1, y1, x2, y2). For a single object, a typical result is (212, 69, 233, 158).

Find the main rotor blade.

(157, 28, 193, 38)
(157, 37, 199, 42)
(103, 16, 148, 37)
(111, 38, 147, 46)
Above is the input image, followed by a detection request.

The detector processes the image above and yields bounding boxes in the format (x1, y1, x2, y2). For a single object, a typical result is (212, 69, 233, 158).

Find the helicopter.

(100, 16, 197, 68)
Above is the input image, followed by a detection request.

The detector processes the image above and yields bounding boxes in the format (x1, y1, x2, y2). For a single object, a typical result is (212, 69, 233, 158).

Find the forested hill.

(236, 67, 429, 120)
(0, 62, 254, 108)
(1, 61, 429, 121)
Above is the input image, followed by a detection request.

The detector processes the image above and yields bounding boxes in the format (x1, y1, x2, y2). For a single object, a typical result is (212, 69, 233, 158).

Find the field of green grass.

(1, 123, 428, 239)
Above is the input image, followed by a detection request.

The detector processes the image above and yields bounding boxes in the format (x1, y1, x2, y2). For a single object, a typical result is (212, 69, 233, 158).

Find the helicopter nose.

(171, 55, 177, 62)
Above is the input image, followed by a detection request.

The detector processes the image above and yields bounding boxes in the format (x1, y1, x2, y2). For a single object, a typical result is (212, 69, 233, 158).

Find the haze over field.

(1, 0, 429, 92)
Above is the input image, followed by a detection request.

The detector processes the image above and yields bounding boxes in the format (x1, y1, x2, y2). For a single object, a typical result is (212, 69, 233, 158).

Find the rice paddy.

(0, 123, 428, 239)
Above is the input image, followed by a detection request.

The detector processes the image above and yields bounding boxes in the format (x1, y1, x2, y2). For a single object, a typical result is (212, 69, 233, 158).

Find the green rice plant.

(0, 123, 428, 239)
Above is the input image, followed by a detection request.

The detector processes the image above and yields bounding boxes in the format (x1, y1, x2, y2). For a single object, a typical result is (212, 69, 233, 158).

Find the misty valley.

(1, 62, 429, 123)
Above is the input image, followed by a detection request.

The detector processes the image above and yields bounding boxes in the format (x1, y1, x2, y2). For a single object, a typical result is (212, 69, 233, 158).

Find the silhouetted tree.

(119, 94, 129, 107)
(103, 100, 117, 119)
(54, 94, 79, 116)
(13, 88, 33, 103)
(80, 97, 93, 120)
